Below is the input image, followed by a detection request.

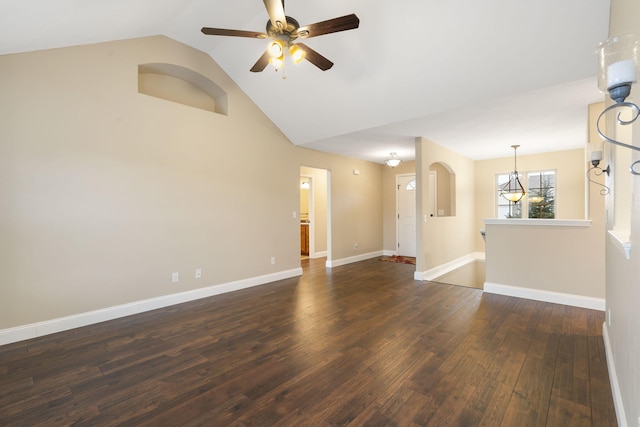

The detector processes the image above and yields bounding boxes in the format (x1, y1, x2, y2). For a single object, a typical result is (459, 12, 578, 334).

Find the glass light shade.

(289, 45, 306, 64)
(500, 174, 526, 203)
(502, 191, 525, 203)
(269, 54, 284, 69)
(596, 32, 640, 93)
(268, 40, 284, 58)
(528, 195, 544, 203)
(385, 158, 401, 167)
(385, 152, 402, 167)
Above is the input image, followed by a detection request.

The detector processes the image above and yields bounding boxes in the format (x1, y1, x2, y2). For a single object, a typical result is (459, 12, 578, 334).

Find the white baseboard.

(602, 322, 628, 427)
(483, 282, 605, 311)
(415, 252, 484, 281)
(310, 251, 327, 259)
(382, 250, 397, 257)
(0, 267, 303, 347)
(326, 251, 384, 268)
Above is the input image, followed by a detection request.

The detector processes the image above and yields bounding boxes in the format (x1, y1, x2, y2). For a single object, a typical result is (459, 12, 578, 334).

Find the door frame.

(299, 167, 331, 262)
(396, 173, 417, 256)
(300, 174, 315, 258)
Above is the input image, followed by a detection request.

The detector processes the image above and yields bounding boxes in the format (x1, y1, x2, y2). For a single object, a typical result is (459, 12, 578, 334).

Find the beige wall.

(604, 1, 640, 425)
(382, 161, 416, 253)
(485, 222, 604, 299)
(416, 138, 476, 272)
(297, 150, 383, 262)
(429, 162, 454, 217)
(474, 149, 588, 251)
(0, 36, 383, 331)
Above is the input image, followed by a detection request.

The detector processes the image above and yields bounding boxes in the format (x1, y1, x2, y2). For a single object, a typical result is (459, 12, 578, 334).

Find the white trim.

(608, 229, 631, 260)
(484, 218, 591, 227)
(310, 250, 328, 259)
(326, 251, 384, 268)
(415, 252, 484, 281)
(602, 322, 629, 427)
(483, 282, 605, 311)
(0, 267, 302, 346)
(302, 174, 316, 258)
(382, 250, 397, 257)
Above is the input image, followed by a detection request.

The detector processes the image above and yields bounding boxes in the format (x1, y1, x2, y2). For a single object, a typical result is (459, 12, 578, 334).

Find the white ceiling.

(0, 0, 610, 162)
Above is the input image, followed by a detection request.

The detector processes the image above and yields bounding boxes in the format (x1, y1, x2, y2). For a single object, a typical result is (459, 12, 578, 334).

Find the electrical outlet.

(271, 257, 276, 265)
(172, 272, 179, 283)
(353, 242, 358, 250)
(195, 268, 202, 279)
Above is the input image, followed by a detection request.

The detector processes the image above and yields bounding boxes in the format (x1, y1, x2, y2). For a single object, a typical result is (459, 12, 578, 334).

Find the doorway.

(300, 167, 329, 260)
(396, 174, 416, 257)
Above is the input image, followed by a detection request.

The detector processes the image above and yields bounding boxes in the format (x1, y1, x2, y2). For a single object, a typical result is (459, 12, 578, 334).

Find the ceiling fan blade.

(297, 14, 360, 39)
(263, 0, 287, 30)
(201, 27, 268, 39)
(297, 43, 333, 71)
(250, 49, 271, 72)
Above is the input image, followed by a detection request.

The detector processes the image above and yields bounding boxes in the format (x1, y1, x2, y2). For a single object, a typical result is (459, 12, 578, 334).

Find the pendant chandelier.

(500, 145, 526, 203)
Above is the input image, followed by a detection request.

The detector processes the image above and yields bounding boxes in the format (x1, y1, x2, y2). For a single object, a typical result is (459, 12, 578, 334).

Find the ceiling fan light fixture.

(268, 40, 284, 58)
(269, 54, 284, 69)
(289, 44, 306, 64)
(202, 4, 359, 74)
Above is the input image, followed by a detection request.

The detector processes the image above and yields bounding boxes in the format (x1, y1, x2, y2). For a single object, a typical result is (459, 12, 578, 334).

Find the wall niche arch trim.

(138, 63, 228, 115)
(429, 161, 456, 217)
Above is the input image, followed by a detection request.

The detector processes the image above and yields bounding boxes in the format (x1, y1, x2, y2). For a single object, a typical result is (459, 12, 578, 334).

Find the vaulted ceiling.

(0, 0, 610, 162)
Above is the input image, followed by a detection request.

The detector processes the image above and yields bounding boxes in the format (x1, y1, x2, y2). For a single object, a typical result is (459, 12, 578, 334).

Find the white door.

(397, 174, 416, 257)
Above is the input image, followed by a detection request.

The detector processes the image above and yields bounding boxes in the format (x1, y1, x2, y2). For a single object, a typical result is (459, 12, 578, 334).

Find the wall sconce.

(596, 32, 640, 175)
(385, 152, 402, 168)
(587, 150, 610, 195)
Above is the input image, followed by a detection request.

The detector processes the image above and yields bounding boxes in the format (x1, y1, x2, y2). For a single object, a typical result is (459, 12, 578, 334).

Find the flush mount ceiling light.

(385, 153, 402, 168)
(596, 32, 640, 175)
(499, 145, 526, 203)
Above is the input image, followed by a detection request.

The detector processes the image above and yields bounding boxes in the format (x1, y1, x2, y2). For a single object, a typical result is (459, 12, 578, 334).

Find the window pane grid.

(527, 171, 555, 219)
(496, 170, 556, 219)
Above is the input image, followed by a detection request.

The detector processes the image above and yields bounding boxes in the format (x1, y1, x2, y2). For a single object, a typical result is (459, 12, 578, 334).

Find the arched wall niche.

(138, 63, 228, 115)
(429, 161, 456, 217)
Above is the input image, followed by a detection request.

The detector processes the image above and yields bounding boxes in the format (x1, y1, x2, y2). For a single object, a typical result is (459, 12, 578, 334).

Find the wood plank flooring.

(0, 257, 617, 426)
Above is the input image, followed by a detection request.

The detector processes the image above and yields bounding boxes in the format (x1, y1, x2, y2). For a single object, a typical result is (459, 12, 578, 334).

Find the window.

(405, 179, 416, 190)
(496, 170, 556, 219)
(527, 171, 555, 219)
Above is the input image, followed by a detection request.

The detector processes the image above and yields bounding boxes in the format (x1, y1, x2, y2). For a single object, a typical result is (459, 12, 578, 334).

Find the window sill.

(483, 219, 591, 227)
(608, 229, 631, 260)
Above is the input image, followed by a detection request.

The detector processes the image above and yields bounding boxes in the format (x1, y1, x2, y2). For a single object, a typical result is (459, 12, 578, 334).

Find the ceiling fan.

(201, 0, 360, 72)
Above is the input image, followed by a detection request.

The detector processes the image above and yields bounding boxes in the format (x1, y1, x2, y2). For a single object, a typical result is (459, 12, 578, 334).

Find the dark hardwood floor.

(0, 257, 617, 426)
